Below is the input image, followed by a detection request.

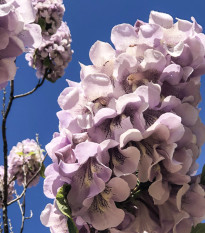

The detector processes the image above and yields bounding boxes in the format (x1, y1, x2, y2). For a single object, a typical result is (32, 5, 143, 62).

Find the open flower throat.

(41, 11, 205, 233)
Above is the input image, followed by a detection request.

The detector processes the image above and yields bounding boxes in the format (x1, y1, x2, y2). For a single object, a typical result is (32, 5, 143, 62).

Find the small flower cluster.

(26, 0, 72, 82)
(0, 138, 44, 208)
(0, 166, 14, 208)
(41, 11, 205, 233)
(26, 22, 72, 82)
(8, 139, 44, 187)
(32, 0, 65, 36)
(0, 0, 42, 89)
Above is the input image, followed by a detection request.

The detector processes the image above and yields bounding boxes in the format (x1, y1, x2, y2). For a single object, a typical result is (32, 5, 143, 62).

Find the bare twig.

(8, 175, 17, 186)
(15, 168, 33, 233)
(25, 211, 33, 220)
(19, 164, 27, 233)
(15, 190, 25, 233)
(19, 191, 26, 233)
(2, 80, 14, 233)
(8, 153, 48, 206)
(15, 190, 23, 215)
(13, 75, 46, 99)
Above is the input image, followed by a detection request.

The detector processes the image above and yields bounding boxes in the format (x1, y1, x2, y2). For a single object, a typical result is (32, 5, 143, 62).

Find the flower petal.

(149, 11, 173, 29)
(111, 24, 138, 51)
(89, 40, 115, 67)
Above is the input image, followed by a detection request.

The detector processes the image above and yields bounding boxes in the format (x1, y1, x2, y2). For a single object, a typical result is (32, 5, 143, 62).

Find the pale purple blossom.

(8, 139, 44, 187)
(40, 201, 69, 233)
(79, 177, 130, 230)
(41, 11, 205, 233)
(0, 0, 42, 88)
(26, 21, 72, 82)
(32, 0, 65, 35)
(59, 141, 112, 214)
(157, 178, 205, 233)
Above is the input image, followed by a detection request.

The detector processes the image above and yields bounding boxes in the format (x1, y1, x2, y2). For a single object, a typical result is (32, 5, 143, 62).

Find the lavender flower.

(42, 11, 205, 233)
(32, 0, 65, 36)
(79, 177, 130, 230)
(8, 139, 44, 187)
(26, 22, 72, 82)
(0, 0, 42, 88)
(40, 201, 69, 233)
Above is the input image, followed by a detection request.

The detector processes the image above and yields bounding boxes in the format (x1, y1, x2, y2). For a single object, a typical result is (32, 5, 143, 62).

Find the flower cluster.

(0, 0, 42, 89)
(32, 0, 65, 36)
(8, 139, 44, 187)
(26, 0, 72, 82)
(41, 11, 205, 233)
(26, 22, 72, 82)
(0, 166, 15, 208)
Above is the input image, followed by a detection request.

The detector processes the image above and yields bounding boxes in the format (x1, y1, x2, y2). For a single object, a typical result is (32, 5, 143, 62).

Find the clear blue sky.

(1, 0, 205, 232)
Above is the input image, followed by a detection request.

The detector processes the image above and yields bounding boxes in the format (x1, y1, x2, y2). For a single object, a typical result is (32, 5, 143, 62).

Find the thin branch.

(8, 153, 48, 206)
(13, 76, 46, 99)
(15, 190, 23, 215)
(25, 210, 33, 220)
(19, 191, 26, 233)
(1, 71, 47, 232)
(15, 166, 33, 233)
(19, 163, 27, 233)
(8, 175, 17, 186)
(14, 190, 24, 233)
(1, 70, 47, 233)
(2, 80, 14, 233)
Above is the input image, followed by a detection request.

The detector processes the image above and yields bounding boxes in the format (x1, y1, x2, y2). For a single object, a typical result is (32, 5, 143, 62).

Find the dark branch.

(2, 71, 47, 232)
(2, 80, 14, 233)
(13, 76, 46, 99)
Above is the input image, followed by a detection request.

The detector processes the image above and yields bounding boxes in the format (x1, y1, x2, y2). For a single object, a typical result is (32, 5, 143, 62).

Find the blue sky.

(1, 0, 205, 232)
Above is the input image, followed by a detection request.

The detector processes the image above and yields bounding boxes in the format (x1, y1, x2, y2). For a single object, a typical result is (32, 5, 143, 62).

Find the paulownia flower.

(41, 10, 205, 233)
(8, 139, 44, 187)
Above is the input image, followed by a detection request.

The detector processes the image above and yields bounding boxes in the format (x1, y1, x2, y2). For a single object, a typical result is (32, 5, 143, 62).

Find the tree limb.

(2, 80, 14, 233)
(13, 76, 46, 99)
